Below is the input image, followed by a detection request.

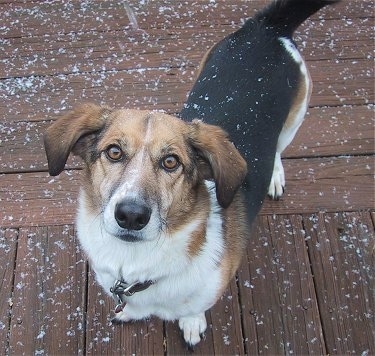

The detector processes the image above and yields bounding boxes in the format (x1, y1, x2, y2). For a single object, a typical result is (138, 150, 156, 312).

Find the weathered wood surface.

(7, 226, 87, 355)
(1, 213, 373, 355)
(304, 212, 375, 355)
(0, 0, 373, 354)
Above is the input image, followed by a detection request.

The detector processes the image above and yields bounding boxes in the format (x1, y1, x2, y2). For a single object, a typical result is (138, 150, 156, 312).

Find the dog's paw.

(178, 313, 207, 348)
(268, 152, 285, 200)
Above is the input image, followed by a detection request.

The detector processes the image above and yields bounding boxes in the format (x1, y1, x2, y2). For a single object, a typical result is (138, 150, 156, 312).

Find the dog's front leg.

(178, 313, 207, 348)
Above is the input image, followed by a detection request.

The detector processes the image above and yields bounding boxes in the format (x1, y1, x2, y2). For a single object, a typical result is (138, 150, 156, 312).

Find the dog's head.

(44, 104, 247, 242)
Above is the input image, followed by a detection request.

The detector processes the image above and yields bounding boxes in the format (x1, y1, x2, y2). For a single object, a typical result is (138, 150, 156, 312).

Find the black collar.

(110, 279, 154, 313)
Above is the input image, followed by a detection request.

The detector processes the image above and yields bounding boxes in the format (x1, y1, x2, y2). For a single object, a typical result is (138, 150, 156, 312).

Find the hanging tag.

(115, 302, 126, 314)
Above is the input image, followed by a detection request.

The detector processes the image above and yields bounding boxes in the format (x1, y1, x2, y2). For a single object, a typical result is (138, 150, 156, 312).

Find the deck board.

(0, 228, 17, 355)
(237, 215, 327, 355)
(7, 226, 86, 355)
(0, 58, 372, 121)
(0, 0, 373, 354)
(303, 212, 375, 354)
(3, 213, 372, 354)
(1, 17, 372, 79)
(9, 226, 86, 355)
(2, 0, 371, 40)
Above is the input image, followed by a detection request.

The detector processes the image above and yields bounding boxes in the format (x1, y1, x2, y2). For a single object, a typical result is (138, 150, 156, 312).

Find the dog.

(180, 0, 340, 224)
(44, 0, 340, 348)
(44, 105, 248, 347)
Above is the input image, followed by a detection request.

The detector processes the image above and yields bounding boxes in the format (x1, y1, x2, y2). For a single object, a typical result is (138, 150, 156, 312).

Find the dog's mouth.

(114, 231, 144, 243)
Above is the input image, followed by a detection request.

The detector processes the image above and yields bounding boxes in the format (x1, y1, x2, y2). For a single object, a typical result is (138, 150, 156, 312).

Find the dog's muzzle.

(115, 200, 151, 231)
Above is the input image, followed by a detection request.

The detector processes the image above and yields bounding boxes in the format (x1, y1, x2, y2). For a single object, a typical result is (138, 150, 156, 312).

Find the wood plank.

(8, 225, 87, 355)
(308, 59, 373, 107)
(4, 0, 368, 40)
(1, 105, 372, 174)
(238, 214, 326, 354)
(237, 216, 285, 354)
(1, 156, 373, 228)
(0, 68, 193, 123)
(0, 119, 81, 173)
(284, 105, 375, 158)
(0, 0, 370, 41)
(208, 279, 245, 355)
(0, 0, 264, 39)
(1, 14, 371, 79)
(0, 170, 79, 228)
(261, 155, 374, 215)
(0, 57, 372, 126)
(0, 0, 373, 119)
(267, 215, 326, 355)
(297, 16, 373, 61)
(85, 269, 165, 355)
(0, 228, 17, 355)
(303, 212, 375, 354)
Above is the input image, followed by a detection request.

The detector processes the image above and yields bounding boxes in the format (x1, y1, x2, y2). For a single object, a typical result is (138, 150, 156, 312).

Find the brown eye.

(161, 155, 180, 172)
(106, 145, 123, 161)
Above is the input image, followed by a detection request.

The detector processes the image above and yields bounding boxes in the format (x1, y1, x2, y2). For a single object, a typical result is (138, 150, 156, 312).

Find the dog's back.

(180, 0, 340, 224)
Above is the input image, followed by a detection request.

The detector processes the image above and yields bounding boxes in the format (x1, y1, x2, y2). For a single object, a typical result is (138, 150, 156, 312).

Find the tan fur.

(187, 220, 208, 258)
(44, 105, 248, 254)
(195, 43, 217, 79)
(283, 65, 312, 130)
(217, 193, 248, 295)
(83, 110, 205, 235)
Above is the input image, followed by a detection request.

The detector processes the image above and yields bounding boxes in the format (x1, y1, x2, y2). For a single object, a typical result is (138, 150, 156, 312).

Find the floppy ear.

(44, 103, 111, 176)
(189, 120, 247, 209)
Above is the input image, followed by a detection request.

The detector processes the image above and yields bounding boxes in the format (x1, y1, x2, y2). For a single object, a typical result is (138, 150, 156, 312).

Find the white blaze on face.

(102, 117, 160, 238)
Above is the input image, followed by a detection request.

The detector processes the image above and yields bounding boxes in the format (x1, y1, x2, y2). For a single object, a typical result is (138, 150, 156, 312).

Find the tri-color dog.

(45, 106, 248, 347)
(44, 0, 339, 348)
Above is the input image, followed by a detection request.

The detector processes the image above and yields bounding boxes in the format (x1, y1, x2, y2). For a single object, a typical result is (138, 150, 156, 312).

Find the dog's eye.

(106, 145, 123, 161)
(161, 155, 180, 172)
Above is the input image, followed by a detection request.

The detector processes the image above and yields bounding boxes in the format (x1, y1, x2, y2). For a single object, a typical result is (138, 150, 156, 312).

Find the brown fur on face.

(44, 105, 247, 219)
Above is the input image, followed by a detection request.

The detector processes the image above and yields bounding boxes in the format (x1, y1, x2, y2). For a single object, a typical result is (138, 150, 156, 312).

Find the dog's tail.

(253, 0, 340, 37)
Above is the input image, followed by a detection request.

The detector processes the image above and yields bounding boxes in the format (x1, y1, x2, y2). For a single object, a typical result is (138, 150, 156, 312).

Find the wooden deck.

(0, 0, 373, 354)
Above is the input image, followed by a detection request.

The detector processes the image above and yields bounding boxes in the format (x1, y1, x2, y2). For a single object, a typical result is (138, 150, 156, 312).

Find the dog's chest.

(77, 196, 224, 287)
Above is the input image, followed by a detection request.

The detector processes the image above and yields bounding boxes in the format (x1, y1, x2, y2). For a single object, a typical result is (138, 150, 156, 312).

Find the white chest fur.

(76, 182, 225, 321)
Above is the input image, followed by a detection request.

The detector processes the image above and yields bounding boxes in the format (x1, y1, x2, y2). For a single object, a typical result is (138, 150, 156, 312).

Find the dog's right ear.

(44, 103, 111, 176)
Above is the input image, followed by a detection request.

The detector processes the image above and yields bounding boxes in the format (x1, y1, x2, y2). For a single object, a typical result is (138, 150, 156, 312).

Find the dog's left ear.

(189, 120, 247, 209)
(44, 103, 111, 176)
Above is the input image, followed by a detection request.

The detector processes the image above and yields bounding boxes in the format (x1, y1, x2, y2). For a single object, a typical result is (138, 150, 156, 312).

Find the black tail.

(254, 0, 340, 37)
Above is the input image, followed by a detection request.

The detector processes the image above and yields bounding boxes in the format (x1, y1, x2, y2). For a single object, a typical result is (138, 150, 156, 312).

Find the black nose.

(115, 200, 151, 231)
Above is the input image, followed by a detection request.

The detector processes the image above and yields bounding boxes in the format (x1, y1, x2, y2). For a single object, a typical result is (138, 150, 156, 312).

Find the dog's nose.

(115, 200, 151, 231)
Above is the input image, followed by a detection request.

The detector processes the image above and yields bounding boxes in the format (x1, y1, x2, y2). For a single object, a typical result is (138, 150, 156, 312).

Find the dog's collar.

(110, 279, 154, 313)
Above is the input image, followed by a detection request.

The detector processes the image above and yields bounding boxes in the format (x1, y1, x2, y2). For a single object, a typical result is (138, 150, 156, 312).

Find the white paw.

(268, 152, 285, 200)
(178, 313, 207, 347)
